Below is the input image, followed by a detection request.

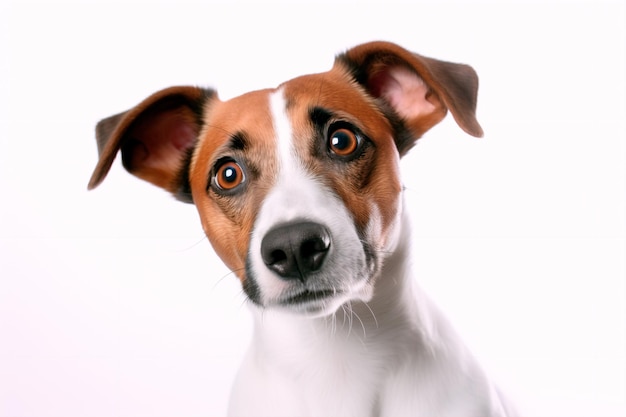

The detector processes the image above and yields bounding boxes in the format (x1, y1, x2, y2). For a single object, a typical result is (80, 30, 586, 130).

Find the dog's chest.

(231, 330, 389, 416)
(228, 303, 420, 417)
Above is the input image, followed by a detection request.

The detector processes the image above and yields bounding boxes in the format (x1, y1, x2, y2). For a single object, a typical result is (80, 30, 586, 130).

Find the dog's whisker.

(347, 301, 355, 338)
(258, 305, 269, 326)
(362, 301, 379, 330)
(351, 305, 368, 341)
(338, 302, 347, 335)
(236, 290, 253, 311)
(342, 303, 353, 336)
(210, 267, 245, 294)
(340, 303, 349, 331)
(345, 301, 367, 346)
(172, 235, 209, 253)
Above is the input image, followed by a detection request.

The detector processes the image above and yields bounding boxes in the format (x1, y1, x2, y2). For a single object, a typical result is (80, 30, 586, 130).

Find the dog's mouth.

(280, 288, 338, 306)
(261, 279, 375, 317)
(275, 288, 345, 316)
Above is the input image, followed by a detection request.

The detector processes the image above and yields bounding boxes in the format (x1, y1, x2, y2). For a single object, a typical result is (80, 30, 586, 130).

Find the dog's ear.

(88, 86, 216, 203)
(336, 41, 483, 155)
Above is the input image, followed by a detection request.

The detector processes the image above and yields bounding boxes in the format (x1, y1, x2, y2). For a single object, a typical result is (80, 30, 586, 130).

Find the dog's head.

(89, 41, 482, 316)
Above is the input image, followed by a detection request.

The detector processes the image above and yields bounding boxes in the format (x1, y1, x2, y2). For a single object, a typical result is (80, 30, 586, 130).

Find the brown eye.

(328, 128, 359, 156)
(214, 160, 245, 191)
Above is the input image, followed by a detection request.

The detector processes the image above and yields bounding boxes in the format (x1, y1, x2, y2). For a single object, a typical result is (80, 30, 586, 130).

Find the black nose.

(260, 221, 331, 281)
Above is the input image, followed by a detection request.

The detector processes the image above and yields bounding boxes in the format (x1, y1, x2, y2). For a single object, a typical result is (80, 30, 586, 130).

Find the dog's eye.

(328, 127, 360, 157)
(214, 159, 245, 191)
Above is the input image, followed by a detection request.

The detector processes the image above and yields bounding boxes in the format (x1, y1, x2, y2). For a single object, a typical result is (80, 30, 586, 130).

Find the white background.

(0, 1, 624, 416)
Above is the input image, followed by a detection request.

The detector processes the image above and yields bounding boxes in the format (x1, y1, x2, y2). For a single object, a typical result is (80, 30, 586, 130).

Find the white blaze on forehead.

(262, 89, 315, 223)
(270, 90, 298, 179)
(263, 89, 362, 231)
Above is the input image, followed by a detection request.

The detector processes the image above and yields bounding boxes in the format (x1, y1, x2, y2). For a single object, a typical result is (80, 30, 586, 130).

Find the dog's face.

(89, 42, 482, 316)
(192, 69, 408, 315)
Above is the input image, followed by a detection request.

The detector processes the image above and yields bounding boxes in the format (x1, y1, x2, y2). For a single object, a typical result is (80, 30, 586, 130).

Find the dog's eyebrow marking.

(227, 132, 248, 151)
(309, 106, 333, 128)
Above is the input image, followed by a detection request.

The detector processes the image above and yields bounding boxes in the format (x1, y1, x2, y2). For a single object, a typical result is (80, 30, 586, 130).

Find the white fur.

(228, 90, 515, 417)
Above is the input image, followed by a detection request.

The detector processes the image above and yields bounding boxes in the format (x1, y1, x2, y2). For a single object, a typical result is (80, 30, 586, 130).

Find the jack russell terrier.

(89, 41, 517, 417)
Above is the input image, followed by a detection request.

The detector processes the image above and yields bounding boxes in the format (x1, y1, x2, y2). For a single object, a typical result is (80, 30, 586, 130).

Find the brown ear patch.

(119, 96, 202, 192)
(336, 41, 483, 143)
(88, 87, 216, 200)
(366, 65, 449, 146)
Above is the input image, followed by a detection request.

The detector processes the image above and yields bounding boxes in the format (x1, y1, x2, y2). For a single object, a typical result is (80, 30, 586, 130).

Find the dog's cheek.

(372, 158, 402, 231)
(371, 178, 402, 250)
(353, 155, 403, 250)
(339, 185, 376, 232)
(348, 153, 402, 239)
(361, 187, 401, 247)
(195, 200, 250, 282)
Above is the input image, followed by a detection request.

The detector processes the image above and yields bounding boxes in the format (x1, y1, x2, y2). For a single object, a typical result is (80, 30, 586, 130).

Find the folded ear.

(336, 41, 483, 155)
(88, 86, 216, 203)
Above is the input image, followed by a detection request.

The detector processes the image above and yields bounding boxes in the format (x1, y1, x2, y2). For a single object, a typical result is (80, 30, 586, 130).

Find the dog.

(88, 41, 516, 417)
